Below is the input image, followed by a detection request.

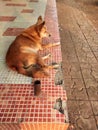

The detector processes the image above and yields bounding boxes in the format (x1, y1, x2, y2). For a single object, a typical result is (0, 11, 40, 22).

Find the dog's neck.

(21, 32, 43, 51)
(21, 32, 42, 42)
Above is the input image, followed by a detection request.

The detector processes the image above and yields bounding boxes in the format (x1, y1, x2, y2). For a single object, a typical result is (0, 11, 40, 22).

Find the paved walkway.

(56, 0, 98, 129)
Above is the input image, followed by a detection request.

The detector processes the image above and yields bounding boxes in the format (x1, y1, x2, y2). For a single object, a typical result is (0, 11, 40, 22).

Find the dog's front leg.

(42, 42, 60, 49)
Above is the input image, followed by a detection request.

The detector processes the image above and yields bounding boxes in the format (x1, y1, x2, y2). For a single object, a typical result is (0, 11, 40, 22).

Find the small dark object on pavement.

(34, 80, 41, 96)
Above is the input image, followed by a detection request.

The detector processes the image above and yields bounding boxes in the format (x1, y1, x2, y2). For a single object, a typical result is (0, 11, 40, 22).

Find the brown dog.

(6, 16, 60, 78)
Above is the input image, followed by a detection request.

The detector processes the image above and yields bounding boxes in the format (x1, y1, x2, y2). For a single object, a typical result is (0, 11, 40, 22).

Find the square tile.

(6, 3, 26, 7)
(0, 16, 16, 21)
(3, 28, 24, 36)
(3, 0, 12, 1)
(29, 0, 38, 2)
(21, 9, 34, 13)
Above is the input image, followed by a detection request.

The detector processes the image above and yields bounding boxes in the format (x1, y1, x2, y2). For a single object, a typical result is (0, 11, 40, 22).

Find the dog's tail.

(7, 63, 59, 78)
(25, 63, 59, 78)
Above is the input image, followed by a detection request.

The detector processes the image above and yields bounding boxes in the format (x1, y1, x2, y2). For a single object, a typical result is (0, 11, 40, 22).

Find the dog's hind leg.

(37, 55, 59, 69)
(32, 67, 49, 78)
(37, 56, 47, 68)
(17, 67, 27, 75)
(48, 63, 59, 69)
(14, 62, 28, 76)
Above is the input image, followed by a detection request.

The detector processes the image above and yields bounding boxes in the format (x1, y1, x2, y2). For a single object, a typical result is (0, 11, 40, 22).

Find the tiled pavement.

(1, 0, 98, 129)
(0, 0, 69, 129)
(56, 0, 98, 130)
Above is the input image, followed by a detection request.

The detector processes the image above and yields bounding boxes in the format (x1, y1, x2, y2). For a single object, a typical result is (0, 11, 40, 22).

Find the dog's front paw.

(54, 42, 60, 46)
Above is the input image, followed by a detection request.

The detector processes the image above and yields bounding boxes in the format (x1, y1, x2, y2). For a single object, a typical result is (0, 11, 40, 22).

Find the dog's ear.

(36, 21, 45, 36)
(36, 16, 43, 25)
(37, 21, 45, 31)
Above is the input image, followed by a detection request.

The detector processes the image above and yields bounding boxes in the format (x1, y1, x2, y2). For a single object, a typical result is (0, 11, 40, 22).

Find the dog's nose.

(49, 34, 51, 37)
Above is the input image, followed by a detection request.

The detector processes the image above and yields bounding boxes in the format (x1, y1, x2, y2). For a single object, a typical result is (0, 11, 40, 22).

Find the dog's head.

(36, 16, 51, 38)
(23, 16, 51, 39)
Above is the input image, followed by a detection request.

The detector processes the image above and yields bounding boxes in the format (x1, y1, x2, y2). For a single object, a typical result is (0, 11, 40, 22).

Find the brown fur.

(6, 16, 59, 78)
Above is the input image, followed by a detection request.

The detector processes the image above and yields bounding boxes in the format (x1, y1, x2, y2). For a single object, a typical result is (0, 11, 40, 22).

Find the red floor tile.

(0, 83, 66, 123)
(3, 28, 24, 36)
(3, 0, 11, 1)
(0, 16, 16, 21)
(21, 9, 34, 13)
(29, 0, 38, 2)
(6, 3, 26, 6)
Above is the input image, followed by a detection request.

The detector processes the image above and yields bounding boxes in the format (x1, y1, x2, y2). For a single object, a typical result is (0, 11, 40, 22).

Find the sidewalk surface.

(56, 0, 98, 130)
(0, 0, 68, 129)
